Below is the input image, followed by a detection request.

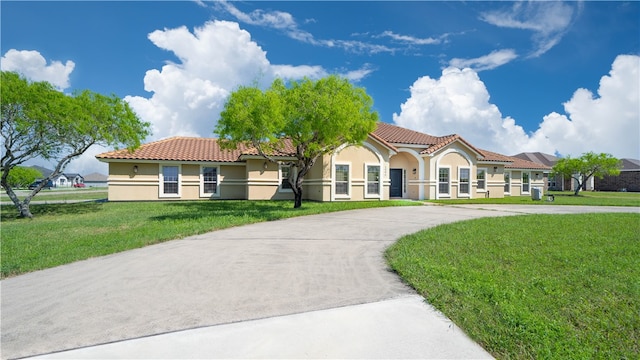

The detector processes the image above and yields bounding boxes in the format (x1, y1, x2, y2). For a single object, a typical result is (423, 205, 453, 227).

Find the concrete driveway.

(2, 204, 637, 359)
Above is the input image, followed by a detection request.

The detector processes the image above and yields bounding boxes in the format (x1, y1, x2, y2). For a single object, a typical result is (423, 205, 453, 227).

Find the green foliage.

(0, 200, 418, 277)
(0, 71, 151, 217)
(552, 152, 622, 195)
(386, 213, 640, 359)
(216, 75, 379, 207)
(0, 166, 42, 188)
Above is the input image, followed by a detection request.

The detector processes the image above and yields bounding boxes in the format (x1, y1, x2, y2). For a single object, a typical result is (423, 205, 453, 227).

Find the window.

(162, 166, 179, 195)
(459, 168, 470, 195)
(522, 172, 530, 193)
(477, 168, 486, 191)
(280, 164, 293, 191)
(202, 167, 218, 195)
(335, 164, 350, 196)
(438, 168, 450, 195)
(504, 171, 511, 194)
(366, 165, 380, 196)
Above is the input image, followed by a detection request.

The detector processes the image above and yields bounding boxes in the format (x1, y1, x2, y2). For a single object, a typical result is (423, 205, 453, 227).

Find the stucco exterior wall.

(436, 148, 473, 199)
(246, 159, 293, 200)
(331, 141, 389, 201)
(476, 166, 505, 198)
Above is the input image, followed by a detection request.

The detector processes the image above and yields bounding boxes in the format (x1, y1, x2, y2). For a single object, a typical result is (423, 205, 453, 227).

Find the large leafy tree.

(1, 71, 151, 218)
(552, 152, 622, 195)
(0, 166, 42, 188)
(216, 75, 379, 208)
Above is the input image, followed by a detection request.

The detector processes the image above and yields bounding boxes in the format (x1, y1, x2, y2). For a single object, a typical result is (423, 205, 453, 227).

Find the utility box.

(531, 187, 543, 200)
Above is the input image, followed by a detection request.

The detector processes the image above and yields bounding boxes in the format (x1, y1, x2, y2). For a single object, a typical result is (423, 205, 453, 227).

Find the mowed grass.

(1, 189, 108, 202)
(386, 213, 640, 359)
(1, 200, 419, 278)
(431, 191, 640, 206)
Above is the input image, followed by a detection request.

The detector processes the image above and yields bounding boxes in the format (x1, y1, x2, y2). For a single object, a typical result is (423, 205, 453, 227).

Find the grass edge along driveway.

(386, 212, 640, 359)
(1, 200, 419, 278)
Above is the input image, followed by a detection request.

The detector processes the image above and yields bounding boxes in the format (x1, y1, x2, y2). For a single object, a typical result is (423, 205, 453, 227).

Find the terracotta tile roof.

(367, 131, 398, 152)
(96, 137, 248, 162)
(238, 138, 297, 157)
(511, 152, 558, 167)
(373, 122, 484, 156)
(96, 137, 299, 162)
(478, 149, 515, 163)
(373, 122, 441, 145)
(479, 149, 551, 170)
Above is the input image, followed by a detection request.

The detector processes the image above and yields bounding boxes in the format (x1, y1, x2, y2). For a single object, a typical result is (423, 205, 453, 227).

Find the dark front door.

(390, 169, 403, 198)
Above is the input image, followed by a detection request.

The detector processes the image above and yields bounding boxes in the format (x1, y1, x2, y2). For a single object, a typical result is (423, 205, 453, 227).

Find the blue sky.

(2, 1, 639, 174)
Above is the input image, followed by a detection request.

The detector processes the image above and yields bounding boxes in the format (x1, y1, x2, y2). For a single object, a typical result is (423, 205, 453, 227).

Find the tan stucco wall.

(245, 159, 293, 200)
(332, 141, 388, 201)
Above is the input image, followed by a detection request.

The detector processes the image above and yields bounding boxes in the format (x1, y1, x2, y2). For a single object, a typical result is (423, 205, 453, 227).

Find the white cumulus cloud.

(393, 54, 640, 159)
(536, 54, 639, 158)
(393, 66, 538, 154)
(1, 49, 75, 90)
(124, 20, 332, 141)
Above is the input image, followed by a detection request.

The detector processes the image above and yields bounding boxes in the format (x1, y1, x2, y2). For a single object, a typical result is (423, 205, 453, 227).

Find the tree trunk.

(1, 182, 34, 218)
(18, 202, 33, 219)
(294, 189, 303, 208)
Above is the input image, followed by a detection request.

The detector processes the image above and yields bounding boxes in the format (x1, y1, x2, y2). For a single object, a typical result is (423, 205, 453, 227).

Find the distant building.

(83, 172, 108, 187)
(29, 166, 85, 187)
(512, 153, 638, 192)
(594, 158, 640, 192)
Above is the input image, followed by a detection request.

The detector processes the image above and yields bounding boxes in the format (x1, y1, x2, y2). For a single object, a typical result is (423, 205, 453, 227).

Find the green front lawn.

(431, 191, 640, 206)
(386, 213, 640, 359)
(0, 200, 418, 278)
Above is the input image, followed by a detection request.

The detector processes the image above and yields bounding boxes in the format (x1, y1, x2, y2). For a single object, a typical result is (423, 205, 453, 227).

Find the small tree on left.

(1, 71, 151, 218)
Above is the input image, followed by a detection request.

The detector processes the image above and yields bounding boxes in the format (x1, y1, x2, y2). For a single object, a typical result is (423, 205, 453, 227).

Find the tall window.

(202, 167, 217, 194)
(162, 166, 179, 194)
(335, 164, 349, 196)
(522, 172, 530, 193)
(459, 168, 470, 195)
(281, 164, 292, 190)
(504, 172, 511, 194)
(477, 168, 486, 191)
(366, 165, 380, 196)
(438, 168, 449, 195)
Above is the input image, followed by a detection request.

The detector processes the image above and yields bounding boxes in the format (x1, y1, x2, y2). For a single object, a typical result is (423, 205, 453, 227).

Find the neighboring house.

(512, 152, 561, 191)
(83, 172, 109, 187)
(96, 122, 550, 202)
(28, 166, 84, 187)
(594, 158, 640, 192)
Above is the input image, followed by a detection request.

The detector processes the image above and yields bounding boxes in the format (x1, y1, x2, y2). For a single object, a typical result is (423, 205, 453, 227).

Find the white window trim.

(364, 163, 382, 199)
(200, 165, 220, 198)
(504, 171, 511, 195)
(458, 166, 471, 198)
(476, 167, 487, 192)
(437, 166, 451, 198)
(278, 163, 294, 193)
(159, 164, 181, 198)
(522, 171, 531, 194)
(334, 162, 351, 199)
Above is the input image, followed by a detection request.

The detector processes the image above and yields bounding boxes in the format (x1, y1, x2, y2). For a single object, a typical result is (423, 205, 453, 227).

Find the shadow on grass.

(0, 201, 105, 221)
(149, 200, 308, 223)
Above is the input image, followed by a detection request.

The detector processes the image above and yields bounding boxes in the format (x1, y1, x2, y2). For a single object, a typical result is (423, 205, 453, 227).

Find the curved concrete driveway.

(2, 205, 637, 359)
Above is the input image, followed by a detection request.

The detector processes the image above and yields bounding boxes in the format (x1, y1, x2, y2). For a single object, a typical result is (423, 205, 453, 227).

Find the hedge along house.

(96, 122, 549, 202)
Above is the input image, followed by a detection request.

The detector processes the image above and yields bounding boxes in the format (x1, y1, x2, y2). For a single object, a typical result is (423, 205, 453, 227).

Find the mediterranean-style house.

(96, 122, 550, 202)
